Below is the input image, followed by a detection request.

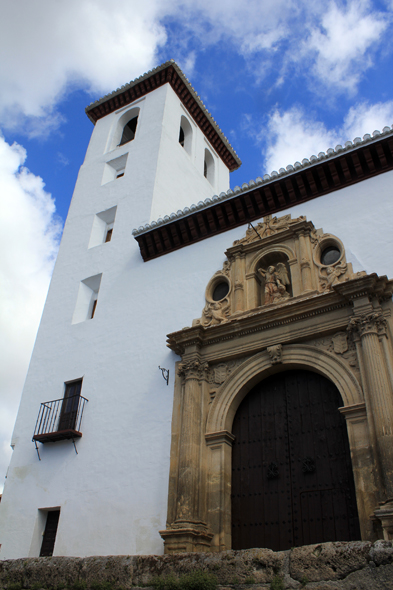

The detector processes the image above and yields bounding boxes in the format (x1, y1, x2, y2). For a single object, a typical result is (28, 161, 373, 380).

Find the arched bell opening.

(179, 115, 193, 155)
(230, 368, 361, 551)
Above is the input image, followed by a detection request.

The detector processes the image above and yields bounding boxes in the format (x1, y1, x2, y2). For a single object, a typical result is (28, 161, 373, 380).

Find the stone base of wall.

(1, 541, 392, 590)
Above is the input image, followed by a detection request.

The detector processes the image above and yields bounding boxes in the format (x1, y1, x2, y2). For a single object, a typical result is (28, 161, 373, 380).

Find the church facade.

(1, 61, 393, 559)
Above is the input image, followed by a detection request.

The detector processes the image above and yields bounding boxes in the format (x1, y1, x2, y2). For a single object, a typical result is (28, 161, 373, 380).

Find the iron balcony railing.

(32, 394, 88, 444)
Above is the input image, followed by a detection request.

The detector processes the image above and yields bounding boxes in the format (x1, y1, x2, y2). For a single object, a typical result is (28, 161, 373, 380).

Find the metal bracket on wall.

(34, 440, 41, 461)
(248, 222, 263, 240)
(158, 366, 169, 385)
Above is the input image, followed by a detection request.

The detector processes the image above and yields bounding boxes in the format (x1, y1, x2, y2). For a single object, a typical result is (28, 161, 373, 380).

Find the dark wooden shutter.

(231, 370, 360, 551)
(40, 510, 60, 556)
(58, 380, 82, 431)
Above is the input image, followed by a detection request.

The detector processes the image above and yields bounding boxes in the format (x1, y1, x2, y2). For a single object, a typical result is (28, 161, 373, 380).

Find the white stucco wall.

(0, 80, 392, 559)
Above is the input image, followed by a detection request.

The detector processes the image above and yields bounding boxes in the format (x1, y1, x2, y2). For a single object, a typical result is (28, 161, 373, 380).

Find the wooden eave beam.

(134, 136, 393, 262)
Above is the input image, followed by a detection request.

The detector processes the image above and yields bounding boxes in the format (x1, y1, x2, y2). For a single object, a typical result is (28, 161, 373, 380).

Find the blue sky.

(1, 0, 393, 487)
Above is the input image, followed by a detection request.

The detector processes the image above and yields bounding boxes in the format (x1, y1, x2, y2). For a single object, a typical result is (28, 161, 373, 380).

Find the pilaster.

(160, 358, 213, 553)
(348, 311, 393, 498)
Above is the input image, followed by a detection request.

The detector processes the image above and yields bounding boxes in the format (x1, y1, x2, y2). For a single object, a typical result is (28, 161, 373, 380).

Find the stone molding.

(206, 344, 364, 434)
(205, 430, 235, 447)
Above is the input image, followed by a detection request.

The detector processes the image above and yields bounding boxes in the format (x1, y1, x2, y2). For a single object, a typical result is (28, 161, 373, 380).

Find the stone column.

(246, 272, 259, 309)
(339, 403, 380, 541)
(348, 312, 393, 499)
(205, 430, 235, 551)
(232, 252, 245, 313)
(296, 230, 313, 292)
(159, 358, 213, 553)
(374, 499, 393, 540)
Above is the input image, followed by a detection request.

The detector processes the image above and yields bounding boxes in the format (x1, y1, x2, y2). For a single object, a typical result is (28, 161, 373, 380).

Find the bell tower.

(83, 60, 241, 226)
(0, 61, 240, 560)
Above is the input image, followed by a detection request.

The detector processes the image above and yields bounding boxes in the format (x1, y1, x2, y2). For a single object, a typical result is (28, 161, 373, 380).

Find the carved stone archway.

(204, 346, 367, 551)
(160, 215, 393, 552)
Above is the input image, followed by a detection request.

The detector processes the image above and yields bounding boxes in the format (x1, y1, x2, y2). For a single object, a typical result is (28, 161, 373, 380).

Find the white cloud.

(0, 0, 391, 135)
(302, 0, 388, 93)
(0, 0, 168, 129)
(185, 0, 291, 46)
(262, 107, 339, 172)
(342, 100, 393, 138)
(0, 136, 61, 491)
(261, 100, 393, 173)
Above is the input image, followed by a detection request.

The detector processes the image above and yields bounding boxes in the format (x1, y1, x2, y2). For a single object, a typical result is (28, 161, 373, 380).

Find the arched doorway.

(231, 369, 360, 551)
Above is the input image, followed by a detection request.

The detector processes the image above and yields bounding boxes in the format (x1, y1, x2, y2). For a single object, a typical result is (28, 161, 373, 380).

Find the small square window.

(105, 224, 114, 243)
(91, 298, 98, 318)
(72, 274, 102, 324)
(102, 154, 128, 185)
(88, 207, 116, 249)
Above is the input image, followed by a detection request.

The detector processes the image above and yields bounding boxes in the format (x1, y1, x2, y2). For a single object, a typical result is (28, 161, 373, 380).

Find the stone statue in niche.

(258, 264, 290, 305)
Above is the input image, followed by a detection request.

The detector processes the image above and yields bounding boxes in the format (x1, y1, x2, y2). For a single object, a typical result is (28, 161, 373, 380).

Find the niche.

(257, 252, 292, 306)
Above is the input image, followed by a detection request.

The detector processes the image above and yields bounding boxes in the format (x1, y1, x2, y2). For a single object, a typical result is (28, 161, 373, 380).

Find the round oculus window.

(212, 281, 229, 301)
(321, 246, 341, 266)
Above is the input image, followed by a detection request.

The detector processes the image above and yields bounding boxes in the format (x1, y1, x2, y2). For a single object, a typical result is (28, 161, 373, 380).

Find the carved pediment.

(192, 214, 368, 327)
(232, 214, 306, 245)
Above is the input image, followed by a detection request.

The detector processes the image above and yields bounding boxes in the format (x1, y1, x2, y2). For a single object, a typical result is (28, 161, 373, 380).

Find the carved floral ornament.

(347, 311, 388, 338)
(267, 344, 283, 364)
(178, 359, 209, 381)
(232, 214, 306, 244)
(193, 213, 363, 327)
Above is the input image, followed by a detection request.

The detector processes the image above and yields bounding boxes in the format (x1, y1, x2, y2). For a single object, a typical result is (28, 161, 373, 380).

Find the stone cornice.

(167, 274, 392, 356)
(334, 274, 393, 301)
(167, 288, 352, 356)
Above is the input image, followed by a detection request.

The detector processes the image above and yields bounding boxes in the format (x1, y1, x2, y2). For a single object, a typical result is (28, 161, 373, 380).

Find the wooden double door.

(231, 370, 360, 551)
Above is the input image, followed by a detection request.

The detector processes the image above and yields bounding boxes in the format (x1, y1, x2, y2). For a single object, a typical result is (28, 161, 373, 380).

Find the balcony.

(33, 394, 88, 444)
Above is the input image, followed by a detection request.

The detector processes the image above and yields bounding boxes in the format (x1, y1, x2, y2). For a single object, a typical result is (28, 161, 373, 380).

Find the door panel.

(40, 510, 60, 557)
(231, 370, 360, 550)
(58, 380, 82, 431)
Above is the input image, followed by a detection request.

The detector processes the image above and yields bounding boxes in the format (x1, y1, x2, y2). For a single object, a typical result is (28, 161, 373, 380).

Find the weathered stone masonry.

(1, 541, 393, 590)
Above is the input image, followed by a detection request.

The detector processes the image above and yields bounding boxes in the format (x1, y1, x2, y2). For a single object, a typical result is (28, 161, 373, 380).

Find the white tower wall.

(0, 78, 234, 559)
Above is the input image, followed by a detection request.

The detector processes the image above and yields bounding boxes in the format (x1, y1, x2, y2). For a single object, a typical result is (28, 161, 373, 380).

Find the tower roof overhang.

(85, 60, 241, 172)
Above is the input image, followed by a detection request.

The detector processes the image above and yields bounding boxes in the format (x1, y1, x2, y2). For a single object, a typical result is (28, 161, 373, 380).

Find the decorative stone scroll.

(233, 214, 306, 245)
(319, 262, 347, 290)
(267, 344, 283, 364)
(208, 360, 243, 386)
(313, 332, 359, 372)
